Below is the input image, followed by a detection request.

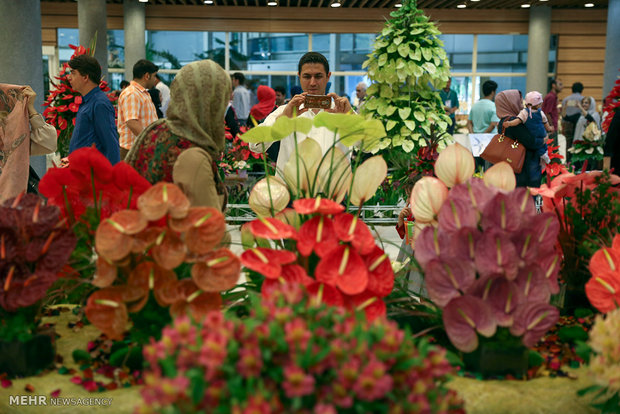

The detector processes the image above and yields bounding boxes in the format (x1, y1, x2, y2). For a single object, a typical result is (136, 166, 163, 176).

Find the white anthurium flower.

(315, 146, 352, 203)
(410, 177, 448, 223)
(483, 161, 516, 192)
(282, 137, 322, 197)
(350, 155, 388, 206)
(248, 176, 290, 217)
(434, 143, 475, 188)
(585, 148, 594, 154)
(598, 147, 604, 154)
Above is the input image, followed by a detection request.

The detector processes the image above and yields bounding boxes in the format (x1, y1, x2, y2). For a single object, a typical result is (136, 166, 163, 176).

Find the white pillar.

(78, 0, 109, 81)
(526, 6, 551, 95)
(603, 0, 620, 100)
(0, 0, 46, 177)
(124, 0, 146, 80)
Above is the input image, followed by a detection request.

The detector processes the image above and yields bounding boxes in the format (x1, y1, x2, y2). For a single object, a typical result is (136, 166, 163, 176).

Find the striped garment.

(117, 80, 158, 150)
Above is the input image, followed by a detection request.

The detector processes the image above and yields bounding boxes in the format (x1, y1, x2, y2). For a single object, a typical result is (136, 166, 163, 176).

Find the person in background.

(148, 88, 164, 119)
(231, 72, 251, 127)
(120, 80, 130, 90)
(125, 59, 230, 211)
(561, 81, 584, 150)
(468, 80, 499, 133)
(355, 81, 367, 111)
(249, 85, 277, 126)
(573, 96, 601, 143)
(495, 89, 545, 188)
(225, 87, 241, 139)
(117, 59, 159, 159)
(274, 86, 286, 107)
(67, 55, 120, 164)
(542, 78, 563, 145)
(154, 74, 170, 117)
(439, 77, 459, 135)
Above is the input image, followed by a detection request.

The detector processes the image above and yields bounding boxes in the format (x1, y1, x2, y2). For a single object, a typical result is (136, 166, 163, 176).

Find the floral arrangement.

(411, 144, 561, 353)
(542, 137, 567, 180)
(86, 182, 240, 341)
(567, 122, 604, 163)
(585, 233, 620, 313)
(43, 44, 116, 157)
(139, 284, 464, 413)
(0, 193, 76, 340)
(531, 171, 620, 303)
(602, 74, 620, 133)
(218, 126, 264, 177)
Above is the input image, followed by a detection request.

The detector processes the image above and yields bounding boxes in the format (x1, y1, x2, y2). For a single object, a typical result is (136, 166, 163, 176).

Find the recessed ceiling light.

(267, 0, 278, 5)
(203, 0, 213, 3)
(521, 3, 531, 7)
(394, 2, 402, 7)
(457, 4, 466, 8)
(585, 2, 594, 6)
(471, 0, 480, 2)
(539, 0, 548, 1)
(330, 0, 342, 7)
(138, 0, 148, 3)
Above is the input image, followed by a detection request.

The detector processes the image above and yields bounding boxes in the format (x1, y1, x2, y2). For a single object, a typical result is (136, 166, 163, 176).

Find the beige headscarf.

(495, 89, 523, 120)
(165, 59, 231, 156)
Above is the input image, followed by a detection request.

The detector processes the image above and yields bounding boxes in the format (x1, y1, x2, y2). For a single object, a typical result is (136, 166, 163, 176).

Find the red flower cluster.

(42, 44, 117, 156)
(140, 285, 464, 413)
(543, 138, 567, 179)
(86, 182, 240, 339)
(586, 234, 620, 313)
(39, 147, 152, 224)
(241, 198, 394, 321)
(0, 194, 76, 311)
(602, 74, 620, 133)
(219, 127, 263, 175)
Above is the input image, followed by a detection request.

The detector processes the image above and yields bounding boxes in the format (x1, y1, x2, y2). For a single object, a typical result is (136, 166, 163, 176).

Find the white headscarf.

(574, 96, 601, 141)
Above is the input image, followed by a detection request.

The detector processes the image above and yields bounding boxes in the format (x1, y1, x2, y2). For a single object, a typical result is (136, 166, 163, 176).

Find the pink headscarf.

(495, 89, 523, 119)
(250, 85, 276, 122)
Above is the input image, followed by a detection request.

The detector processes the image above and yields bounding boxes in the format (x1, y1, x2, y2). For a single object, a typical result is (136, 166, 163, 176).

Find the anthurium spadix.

(312, 112, 386, 150)
(283, 138, 322, 197)
(349, 155, 388, 206)
(483, 161, 516, 192)
(434, 143, 475, 188)
(248, 176, 290, 217)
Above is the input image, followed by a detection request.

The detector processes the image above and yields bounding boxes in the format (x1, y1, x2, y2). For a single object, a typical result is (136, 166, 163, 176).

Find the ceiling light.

(267, 0, 278, 5)
(330, 0, 342, 7)
(394, 2, 402, 7)
(585, 2, 594, 6)
(138, 0, 148, 3)
(457, 4, 466, 8)
(521, 3, 531, 7)
(539, 0, 548, 1)
(203, 0, 214, 3)
(471, 0, 480, 2)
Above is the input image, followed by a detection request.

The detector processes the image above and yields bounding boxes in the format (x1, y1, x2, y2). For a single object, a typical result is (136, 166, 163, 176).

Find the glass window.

(450, 76, 474, 115)
(439, 34, 474, 72)
(57, 28, 79, 63)
(108, 30, 124, 68)
(477, 35, 528, 73)
(146, 31, 227, 69)
(310, 33, 375, 72)
(231, 32, 309, 71)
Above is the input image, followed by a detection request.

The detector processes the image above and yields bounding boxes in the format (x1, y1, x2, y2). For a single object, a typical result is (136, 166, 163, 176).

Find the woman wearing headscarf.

(495, 89, 546, 188)
(125, 60, 229, 211)
(573, 96, 601, 144)
(248, 85, 276, 126)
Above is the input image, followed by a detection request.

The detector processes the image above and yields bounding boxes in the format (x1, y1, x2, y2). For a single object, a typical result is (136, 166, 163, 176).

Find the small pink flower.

(237, 345, 263, 378)
(283, 365, 315, 398)
(285, 318, 311, 351)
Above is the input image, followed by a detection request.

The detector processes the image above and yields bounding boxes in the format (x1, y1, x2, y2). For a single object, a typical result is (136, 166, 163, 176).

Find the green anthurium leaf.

(385, 105, 397, 116)
(411, 133, 421, 142)
(364, 98, 377, 111)
(271, 114, 313, 140)
(397, 43, 410, 58)
(361, 59, 370, 69)
(437, 120, 448, 130)
(400, 126, 412, 136)
(414, 111, 425, 122)
(393, 36, 403, 45)
(413, 65, 423, 77)
(380, 84, 394, 99)
(339, 118, 386, 147)
(386, 119, 397, 131)
(392, 135, 404, 147)
(404, 120, 416, 130)
(387, 43, 398, 54)
(238, 125, 274, 143)
(398, 107, 411, 120)
(396, 59, 406, 70)
(421, 123, 431, 135)
(313, 111, 362, 134)
(378, 53, 388, 67)
(402, 139, 415, 153)
(422, 48, 432, 61)
(422, 62, 436, 75)
(410, 28, 425, 35)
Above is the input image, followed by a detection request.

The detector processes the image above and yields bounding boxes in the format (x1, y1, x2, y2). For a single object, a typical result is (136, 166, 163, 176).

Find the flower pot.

(0, 330, 55, 378)
(463, 341, 529, 378)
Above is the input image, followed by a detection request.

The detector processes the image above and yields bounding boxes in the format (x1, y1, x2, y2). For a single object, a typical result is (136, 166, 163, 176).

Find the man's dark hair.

(298, 52, 329, 75)
(548, 78, 557, 92)
(68, 55, 101, 84)
(232, 72, 245, 85)
(572, 82, 584, 93)
(274, 86, 286, 96)
(120, 80, 130, 89)
(482, 80, 498, 97)
(132, 59, 159, 79)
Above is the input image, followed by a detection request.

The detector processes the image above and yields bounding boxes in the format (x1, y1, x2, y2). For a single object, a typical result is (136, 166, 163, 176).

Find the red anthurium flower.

(68, 147, 114, 184)
(111, 162, 152, 205)
(442, 295, 497, 353)
(293, 198, 345, 215)
(127, 261, 177, 311)
(509, 303, 559, 347)
(306, 282, 344, 307)
(248, 217, 297, 240)
(74, 96, 82, 104)
(345, 291, 387, 322)
(474, 230, 519, 280)
(68, 102, 80, 112)
(585, 271, 620, 313)
(240, 248, 297, 279)
(589, 241, 620, 276)
(333, 213, 375, 255)
(363, 246, 394, 298)
(137, 182, 190, 221)
(151, 231, 186, 270)
(425, 259, 476, 307)
(85, 288, 129, 340)
(296, 215, 338, 257)
(191, 248, 241, 292)
(437, 199, 478, 233)
(169, 279, 222, 322)
(314, 245, 368, 295)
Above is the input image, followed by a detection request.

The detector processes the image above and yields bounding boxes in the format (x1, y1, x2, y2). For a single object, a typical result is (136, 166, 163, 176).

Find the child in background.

(502, 91, 553, 166)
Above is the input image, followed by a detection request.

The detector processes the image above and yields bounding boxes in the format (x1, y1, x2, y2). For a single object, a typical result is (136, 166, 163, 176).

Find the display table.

(0, 307, 599, 413)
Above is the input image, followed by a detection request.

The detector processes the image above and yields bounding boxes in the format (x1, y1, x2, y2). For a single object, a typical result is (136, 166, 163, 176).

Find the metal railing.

(226, 204, 401, 224)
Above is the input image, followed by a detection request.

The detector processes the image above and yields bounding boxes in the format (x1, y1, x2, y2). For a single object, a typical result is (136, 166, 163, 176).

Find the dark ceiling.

(40, 0, 609, 8)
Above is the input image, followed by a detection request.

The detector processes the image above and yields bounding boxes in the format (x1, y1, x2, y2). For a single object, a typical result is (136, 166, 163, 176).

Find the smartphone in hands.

(304, 94, 331, 109)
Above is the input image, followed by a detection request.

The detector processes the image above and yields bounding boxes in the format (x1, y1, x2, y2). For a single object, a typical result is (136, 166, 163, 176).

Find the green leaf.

(422, 62, 437, 75)
(380, 84, 394, 99)
(72, 349, 92, 364)
(187, 367, 206, 405)
(528, 350, 545, 368)
(402, 139, 415, 153)
(238, 125, 273, 143)
(404, 120, 416, 130)
(397, 43, 410, 58)
(445, 350, 464, 367)
(386, 119, 397, 131)
(385, 105, 397, 116)
(378, 53, 388, 67)
(577, 384, 604, 397)
(575, 340, 592, 364)
(272, 115, 312, 140)
(398, 107, 411, 120)
(393, 36, 403, 45)
(558, 326, 589, 343)
(574, 308, 594, 318)
(414, 111, 425, 122)
(387, 43, 398, 54)
(159, 356, 178, 378)
(422, 48, 433, 61)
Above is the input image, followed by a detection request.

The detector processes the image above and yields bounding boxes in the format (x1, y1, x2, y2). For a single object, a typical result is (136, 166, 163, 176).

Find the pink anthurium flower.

(474, 230, 520, 280)
(449, 178, 497, 212)
(538, 252, 561, 294)
(514, 265, 550, 304)
(410, 177, 449, 223)
(442, 295, 497, 353)
(437, 198, 478, 232)
(434, 143, 475, 188)
(480, 193, 522, 233)
(484, 278, 523, 327)
(413, 226, 449, 268)
(483, 161, 516, 192)
(425, 259, 476, 307)
(510, 303, 559, 347)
